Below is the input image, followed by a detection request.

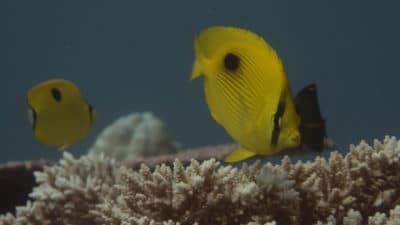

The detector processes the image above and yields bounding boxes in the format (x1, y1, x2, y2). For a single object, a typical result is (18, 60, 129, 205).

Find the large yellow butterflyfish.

(191, 26, 300, 162)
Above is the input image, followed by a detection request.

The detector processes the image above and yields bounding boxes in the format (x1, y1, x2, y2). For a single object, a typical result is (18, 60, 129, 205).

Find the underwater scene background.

(1, 0, 399, 162)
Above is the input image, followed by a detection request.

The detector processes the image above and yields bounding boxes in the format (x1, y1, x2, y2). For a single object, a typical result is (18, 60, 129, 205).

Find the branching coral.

(94, 159, 298, 225)
(0, 152, 120, 225)
(316, 205, 400, 225)
(1, 136, 400, 225)
(285, 136, 400, 224)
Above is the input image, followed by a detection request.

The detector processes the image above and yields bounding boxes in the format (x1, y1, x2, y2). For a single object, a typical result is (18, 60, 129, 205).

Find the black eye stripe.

(224, 53, 240, 72)
(51, 88, 62, 102)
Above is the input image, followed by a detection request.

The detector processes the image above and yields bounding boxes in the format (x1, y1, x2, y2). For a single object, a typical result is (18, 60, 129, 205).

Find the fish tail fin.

(224, 147, 256, 163)
(294, 83, 327, 152)
(90, 106, 97, 124)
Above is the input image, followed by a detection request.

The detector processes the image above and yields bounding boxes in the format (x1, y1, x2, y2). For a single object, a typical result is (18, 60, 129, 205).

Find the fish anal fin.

(224, 147, 256, 163)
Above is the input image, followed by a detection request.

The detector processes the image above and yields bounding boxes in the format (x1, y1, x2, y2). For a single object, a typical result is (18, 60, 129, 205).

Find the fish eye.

(51, 88, 62, 102)
(224, 53, 240, 72)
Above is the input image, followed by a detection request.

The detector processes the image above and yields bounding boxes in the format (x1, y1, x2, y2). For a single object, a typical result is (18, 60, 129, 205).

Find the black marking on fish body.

(271, 100, 286, 146)
(51, 88, 62, 102)
(224, 53, 240, 72)
(294, 83, 326, 151)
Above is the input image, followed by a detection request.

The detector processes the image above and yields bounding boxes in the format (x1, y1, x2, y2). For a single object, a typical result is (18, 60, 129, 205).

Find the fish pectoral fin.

(210, 111, 220, 121)
(57, 145, 69, 151)
(224, 147, 257, 163)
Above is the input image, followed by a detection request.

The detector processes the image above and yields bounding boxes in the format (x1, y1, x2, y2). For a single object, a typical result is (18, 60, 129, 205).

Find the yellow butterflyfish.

(191, 26, 301, 163)
(26, 79, 96, 150)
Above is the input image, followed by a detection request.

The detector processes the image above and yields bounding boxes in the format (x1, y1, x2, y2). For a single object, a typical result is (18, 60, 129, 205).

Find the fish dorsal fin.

(224, 146, 257, 163)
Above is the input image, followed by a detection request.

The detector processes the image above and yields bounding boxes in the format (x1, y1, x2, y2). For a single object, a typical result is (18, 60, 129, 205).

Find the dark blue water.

(1, 0, 399, 162)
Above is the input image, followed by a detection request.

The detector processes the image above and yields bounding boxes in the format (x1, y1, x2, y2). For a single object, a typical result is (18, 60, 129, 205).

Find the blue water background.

(1, 1, 399, 163)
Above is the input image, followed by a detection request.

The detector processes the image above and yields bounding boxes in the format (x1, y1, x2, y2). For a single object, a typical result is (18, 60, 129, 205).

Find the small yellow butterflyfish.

(191, 26, 301, 163)
(26, 79, 96, 150)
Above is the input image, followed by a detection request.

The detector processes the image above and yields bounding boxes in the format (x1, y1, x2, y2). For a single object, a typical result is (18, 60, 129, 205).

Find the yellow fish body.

(26, 79, 96, 150)
(191, 26, 300, 162)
